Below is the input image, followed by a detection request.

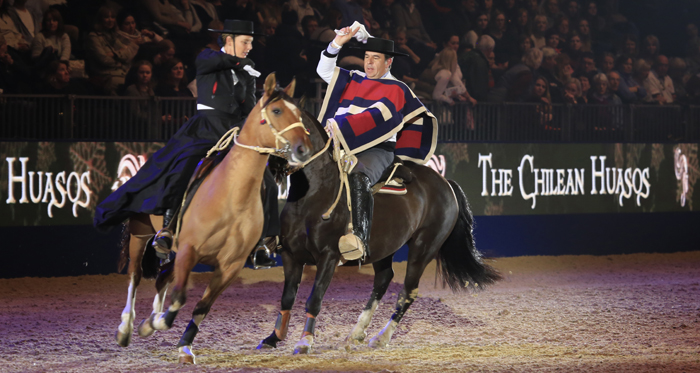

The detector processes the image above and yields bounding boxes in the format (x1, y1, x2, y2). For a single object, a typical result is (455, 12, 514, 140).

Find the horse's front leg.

(138, 260, 174, 338)
(152, 243, 198, 331)
(344, 255, 394, 346)
(176, 260, 245, 364)
(294, 250, 340, 355)
(258, 249, 304, 349)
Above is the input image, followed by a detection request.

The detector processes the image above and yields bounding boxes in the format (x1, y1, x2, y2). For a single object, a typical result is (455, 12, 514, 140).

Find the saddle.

(371, 157, 414, 196)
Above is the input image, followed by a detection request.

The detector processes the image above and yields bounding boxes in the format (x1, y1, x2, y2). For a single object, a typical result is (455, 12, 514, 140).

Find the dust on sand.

(1, 251, 699, 372)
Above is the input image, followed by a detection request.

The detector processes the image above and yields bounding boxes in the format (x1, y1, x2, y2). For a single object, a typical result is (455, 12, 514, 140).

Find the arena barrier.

(1, 95, 699, 143)
(0, 140, 698, 277)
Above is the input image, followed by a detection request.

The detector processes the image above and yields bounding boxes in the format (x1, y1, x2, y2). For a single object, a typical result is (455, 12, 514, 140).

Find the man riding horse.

(94, 20, 277, 268)
(317, 26, 438, 261)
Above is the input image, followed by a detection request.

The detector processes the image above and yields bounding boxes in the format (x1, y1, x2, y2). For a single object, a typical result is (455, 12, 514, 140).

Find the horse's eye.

(272, 108, 282, 115)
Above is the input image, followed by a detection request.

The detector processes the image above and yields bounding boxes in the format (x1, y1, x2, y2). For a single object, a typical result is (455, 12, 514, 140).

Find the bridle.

(207, 88, 309, 164)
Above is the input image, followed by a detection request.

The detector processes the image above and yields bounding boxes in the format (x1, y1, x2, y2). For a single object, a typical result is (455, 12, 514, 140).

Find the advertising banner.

(1, 142, 697, 227)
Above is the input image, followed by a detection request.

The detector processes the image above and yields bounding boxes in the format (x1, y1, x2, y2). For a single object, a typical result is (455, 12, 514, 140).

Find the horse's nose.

(295, 143, 311, 161)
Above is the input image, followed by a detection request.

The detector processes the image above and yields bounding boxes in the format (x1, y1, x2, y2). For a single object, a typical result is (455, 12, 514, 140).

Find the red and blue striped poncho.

(317, 67, 438, 164)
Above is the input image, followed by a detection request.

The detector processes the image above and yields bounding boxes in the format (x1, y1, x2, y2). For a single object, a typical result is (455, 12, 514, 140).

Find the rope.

(321, 124, 356, 221)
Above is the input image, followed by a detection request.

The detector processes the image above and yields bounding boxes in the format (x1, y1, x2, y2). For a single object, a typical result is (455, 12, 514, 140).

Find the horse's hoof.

(137, 316, 156, 338)
(256, 341, 276, 350)
(115, 329, 132, 347)
(293, 335, 314, 355)
(151, 312, 169, 331)
(178, 345, 196, 364)
(368, 335, 387, 349)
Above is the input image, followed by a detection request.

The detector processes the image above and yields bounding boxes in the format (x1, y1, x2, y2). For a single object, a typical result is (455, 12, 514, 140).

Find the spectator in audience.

(615, 55, 646, 103)
(154, 57, 192, 97)
(85, 6, 138, 95)
(8, 0, 40, 45)
(392, 0, 437, 68)
(502, 0, 518, 24)
(30, 8, 70, 66)
(301, 15, 319, 40)
(489, 10, 512, 64)
(393, 26, 421, 76)
(508, 34, 532, 69)
(151, 39, 177, 78)
(193, 0, 221, 28)
(583, 0, 605, 37)
(538, 46, 564, 103)
(643, 55, 674, 104)
(124, 60, 158, 123)
(479, 0, 494, 17)
(513, 8, 531, 38)
(459, 34, 492, 102)
(372, 0, 395, 33)
(490, 47, 542, 102)
(141, 0, 193, 35)
(565, 0, 580, 22)
(576, 18, 593, 52)
(599, 52, 614, 74)
(563, 77, 583, 104)
(39, 59, 92, 94)
(588, 73, 621, 105)
(606, 70, 623, 100)
(545, 28, 561, 53)
(640, 34, 660, 62)
(578, 73, 591, 102)
(531, 14, 547, 49)
(619, 34, 638, 58)
(0, 33, 31, 93)
(669, 57, 688, 103)
(686, 41, 700, 75)
(117, 11, 162, 47)
(684, 23, 699, 58)
(555, 15, 570, 44)
(554, 52, 574, 86)
(543, 0, 562, 28)
(0, 0, 30, 52)
(525, 75, 553, 125)
(633, 57, 650, 86)
(473, 11, 489, 37)
(567, 31, 586, 69)
(290, 0, 316, 34)
(266, 9, 307, 89)
(431, 47, 475, 106)
(358, 0, 380, 35)
(579, 52, 597, 76)
(172, 0, 203, 34)
(334, 0, 364, 27)
(310, 8, 341, 42)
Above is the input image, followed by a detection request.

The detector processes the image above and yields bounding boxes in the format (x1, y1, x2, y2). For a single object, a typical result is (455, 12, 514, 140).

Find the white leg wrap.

(178, 345, 196, 364)
(368, 320, 398, 348)
(293, 335, 315, 354)
(348, 300, 379, 343)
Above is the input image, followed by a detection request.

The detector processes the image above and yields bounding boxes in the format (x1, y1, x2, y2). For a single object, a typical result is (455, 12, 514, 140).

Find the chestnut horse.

(113, 73, 313, 364)
(257, 111, 501, 353)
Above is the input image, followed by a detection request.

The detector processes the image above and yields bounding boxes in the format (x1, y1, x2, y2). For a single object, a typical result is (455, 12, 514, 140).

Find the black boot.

(153, 208, 177, 258)
(338, 173, 373, 261)
(247, 237, 279, 269)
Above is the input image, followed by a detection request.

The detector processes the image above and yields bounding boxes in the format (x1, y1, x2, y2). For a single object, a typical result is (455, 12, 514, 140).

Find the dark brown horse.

(257, 111, 501, 354)
(113, 74, 312, 364)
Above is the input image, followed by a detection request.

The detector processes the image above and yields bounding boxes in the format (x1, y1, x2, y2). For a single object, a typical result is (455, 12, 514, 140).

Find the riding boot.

(247, 236, 279, 269)
(338, 173, 373, 261)
(153, 208, 177, 258)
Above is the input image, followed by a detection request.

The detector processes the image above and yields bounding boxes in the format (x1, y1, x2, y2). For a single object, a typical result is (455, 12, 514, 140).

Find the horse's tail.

(437, 180, 502, 292)
(117, 221, 160, 279)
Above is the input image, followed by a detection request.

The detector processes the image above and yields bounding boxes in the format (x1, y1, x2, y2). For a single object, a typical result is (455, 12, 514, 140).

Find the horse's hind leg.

(258, 250, 304, 349)
(369, 239, 439, 348)
(138, 260, 174, 338)
(116, 215, 155, 347)
(344, 255, 395, 346)
(176, 261, 245, 364)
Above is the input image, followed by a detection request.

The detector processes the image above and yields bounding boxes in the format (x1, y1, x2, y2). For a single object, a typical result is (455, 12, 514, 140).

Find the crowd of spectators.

(2, 0, 700, 114)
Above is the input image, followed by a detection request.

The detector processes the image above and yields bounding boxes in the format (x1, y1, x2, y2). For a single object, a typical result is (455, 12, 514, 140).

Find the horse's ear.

(264, 72, 277, 97)
(283, 77, 296, 98)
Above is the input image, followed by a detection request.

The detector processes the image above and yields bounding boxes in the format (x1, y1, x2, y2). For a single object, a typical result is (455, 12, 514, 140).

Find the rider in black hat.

(94, 20, 279, 269)
(316, 27, 412, 262)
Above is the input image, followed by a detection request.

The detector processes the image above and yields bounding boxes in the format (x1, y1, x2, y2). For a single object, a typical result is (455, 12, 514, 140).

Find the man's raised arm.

(317, 26, 359, 84)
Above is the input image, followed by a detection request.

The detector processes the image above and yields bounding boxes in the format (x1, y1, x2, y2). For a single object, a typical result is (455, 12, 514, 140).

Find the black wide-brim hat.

(349, 37, 409, 57)
(208, 19, 265, 36)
